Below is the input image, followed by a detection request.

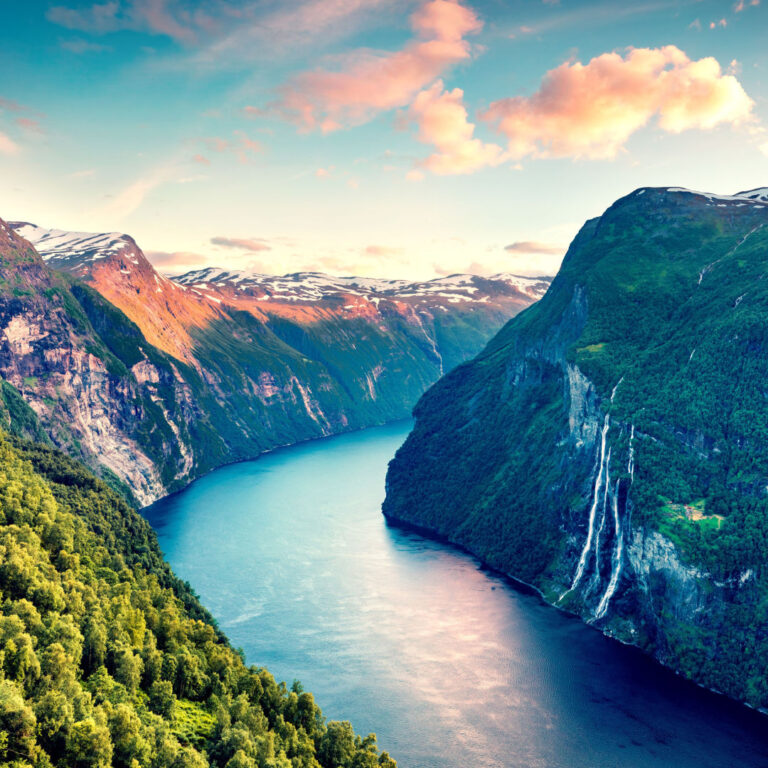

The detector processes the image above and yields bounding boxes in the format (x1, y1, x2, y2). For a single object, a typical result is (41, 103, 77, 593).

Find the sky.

(0, 0, 767, 280)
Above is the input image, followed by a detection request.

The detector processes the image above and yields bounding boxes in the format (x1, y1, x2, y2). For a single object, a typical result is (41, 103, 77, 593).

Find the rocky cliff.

(383, 186, 768, 708)
(0, 218, 549, 505)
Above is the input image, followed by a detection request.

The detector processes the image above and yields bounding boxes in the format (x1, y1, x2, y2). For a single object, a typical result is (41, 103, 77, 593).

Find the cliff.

(383, 186, 768, 708)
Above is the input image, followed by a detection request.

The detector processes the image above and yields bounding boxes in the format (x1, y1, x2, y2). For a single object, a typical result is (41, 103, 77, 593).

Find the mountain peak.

(10, 222, 137, 273)
(651, 186, 768, 205)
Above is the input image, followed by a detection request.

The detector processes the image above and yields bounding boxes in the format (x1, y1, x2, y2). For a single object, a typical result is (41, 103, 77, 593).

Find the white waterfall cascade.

(594, 478, 624, 619)
(568, 418, 610, 593)
(594, 423, 636, 619)
(560, 376, 634, 606)
(586, 448, 612, 596)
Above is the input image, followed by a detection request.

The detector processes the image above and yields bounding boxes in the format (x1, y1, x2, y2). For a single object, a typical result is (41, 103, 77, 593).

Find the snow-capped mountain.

(10, 223, 137, 274)
(172, 267, 550, 306)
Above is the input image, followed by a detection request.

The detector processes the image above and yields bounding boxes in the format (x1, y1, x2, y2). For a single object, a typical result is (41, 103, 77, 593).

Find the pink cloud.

(409, 80, 504, 174)
(16, 117, 44, 135)
(147, 250, 210, 267)
(205, 136, 230, 152)
(211, 236, 272, 252)
(481, 46, 754, 160)
(365, 245, 405, 256)
(504, 241, 563, 255)
(734, 0, 759, 11)
(200, 132, 261, 163)
(271, 0, 483, 132)
(233, 130, 263, 163)
(0, 132, 19, 155)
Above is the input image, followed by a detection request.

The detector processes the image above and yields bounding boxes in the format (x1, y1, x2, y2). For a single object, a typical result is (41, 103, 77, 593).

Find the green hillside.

(383, 187, 768, 707)
(0, 433, 395, 768)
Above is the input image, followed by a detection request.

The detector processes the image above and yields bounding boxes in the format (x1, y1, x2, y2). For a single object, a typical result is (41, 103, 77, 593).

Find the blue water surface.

(144, 421, 768, 768)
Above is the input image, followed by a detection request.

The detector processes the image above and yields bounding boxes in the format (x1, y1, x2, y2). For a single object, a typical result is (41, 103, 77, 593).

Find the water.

(144, 421, 768, 768)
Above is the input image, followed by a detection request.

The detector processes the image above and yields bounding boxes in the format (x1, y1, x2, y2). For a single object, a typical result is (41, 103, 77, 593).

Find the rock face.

(383, 186, 768, 709)
(0, 218, 550, 505)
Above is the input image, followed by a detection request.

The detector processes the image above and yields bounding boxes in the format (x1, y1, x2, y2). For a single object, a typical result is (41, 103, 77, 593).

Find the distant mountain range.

(384, 185, 768, 710)
(0, 218, 550, 505)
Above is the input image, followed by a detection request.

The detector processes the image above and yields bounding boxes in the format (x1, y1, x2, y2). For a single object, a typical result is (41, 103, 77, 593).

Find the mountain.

(1, 219, 550, 505)
(0, 430, 396, 768)
(383, 186, 768, 708)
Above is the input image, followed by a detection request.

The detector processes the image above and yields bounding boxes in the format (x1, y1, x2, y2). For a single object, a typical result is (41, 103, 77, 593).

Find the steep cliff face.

(1, 218, 549, 505)
(0, 219, 180, 503)
(384, 186, 768, 708)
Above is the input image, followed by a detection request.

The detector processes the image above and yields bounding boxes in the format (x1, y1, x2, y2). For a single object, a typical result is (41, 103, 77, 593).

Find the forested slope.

(384, 186, 768, 708)
(0, 433, 395, 768)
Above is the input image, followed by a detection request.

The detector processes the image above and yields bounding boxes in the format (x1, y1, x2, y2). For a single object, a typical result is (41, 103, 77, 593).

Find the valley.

(0, 218, 549, 505)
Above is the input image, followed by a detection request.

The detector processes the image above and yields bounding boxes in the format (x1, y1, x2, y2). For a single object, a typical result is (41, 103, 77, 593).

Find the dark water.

(144, 421, 768, 768)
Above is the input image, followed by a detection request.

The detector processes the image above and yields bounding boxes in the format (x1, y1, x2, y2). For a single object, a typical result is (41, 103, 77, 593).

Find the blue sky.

(1, 0, 767, 279)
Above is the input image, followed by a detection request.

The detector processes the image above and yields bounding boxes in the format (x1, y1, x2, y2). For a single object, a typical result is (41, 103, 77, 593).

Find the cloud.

(734, 0, 759, 11)
(16, 117, 44, 135)
(759, 141, 768, 157)
(315, 167, 331, 178)
(709, 18, 727, 28)
(270, 0, 483, 132)
(211, 236, 272, 252)
(481, 46, 755, 160)
(98, 164, 174, 220)
(0, 97, 26, 113)
(60, 37, 111, 53)
(0, 132, 20, 155)
(409, 80, 505, 174)
(432, 260, 502, 277)
(365, 245, 405, 256)
(47, 0, 199, 43)
(47, 0, 409, 63)
(504, 240, 563, 255)
(201, 132, 262, 163)
(146, 250, 210, 268)
(196, 0, 406, 66)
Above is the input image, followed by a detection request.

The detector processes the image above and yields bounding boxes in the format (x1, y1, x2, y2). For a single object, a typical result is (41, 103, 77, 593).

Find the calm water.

(144, 421, 768, 768)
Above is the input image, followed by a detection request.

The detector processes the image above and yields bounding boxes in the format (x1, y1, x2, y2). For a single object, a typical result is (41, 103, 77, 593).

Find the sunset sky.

(1, 0, 767, 279)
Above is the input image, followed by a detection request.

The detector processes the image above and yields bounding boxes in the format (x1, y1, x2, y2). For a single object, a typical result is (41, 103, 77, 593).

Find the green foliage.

(0, 381, 50, 445)
(0, 434, 395, 768)
(385, 189, 768, 706)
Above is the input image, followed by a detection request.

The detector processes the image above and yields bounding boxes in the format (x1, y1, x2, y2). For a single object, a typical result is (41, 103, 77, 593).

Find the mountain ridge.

(1, 216, 550, 506)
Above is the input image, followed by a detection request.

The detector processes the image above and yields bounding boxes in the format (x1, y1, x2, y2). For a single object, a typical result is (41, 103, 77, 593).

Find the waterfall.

(587, 449, 612, 596)
(595, 478, 624, 619)
(568, 417, 610, 592)
(413, 313, 443, 376)
(568, 379, 623, 593)
(594, 424, 636, 619)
